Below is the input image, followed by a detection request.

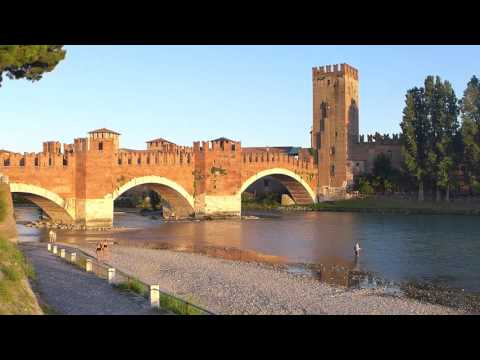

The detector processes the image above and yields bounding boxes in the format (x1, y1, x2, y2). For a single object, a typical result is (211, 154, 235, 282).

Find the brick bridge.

(0, 129, 325, 228)
(1, 63, 366, 229)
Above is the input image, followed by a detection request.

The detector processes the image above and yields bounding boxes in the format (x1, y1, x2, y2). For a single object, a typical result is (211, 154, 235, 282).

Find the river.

(15, 206, 480, 294)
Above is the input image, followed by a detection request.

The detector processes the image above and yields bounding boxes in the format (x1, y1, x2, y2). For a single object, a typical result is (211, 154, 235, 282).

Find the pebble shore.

(76, 244, 465, 315)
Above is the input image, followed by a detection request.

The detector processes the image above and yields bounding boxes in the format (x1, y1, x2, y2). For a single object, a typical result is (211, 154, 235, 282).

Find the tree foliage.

(400, 76, 459, 201)
(400, 87, 430, 200)
(459, 76, 480, 189)
(0, 45, 66, 87)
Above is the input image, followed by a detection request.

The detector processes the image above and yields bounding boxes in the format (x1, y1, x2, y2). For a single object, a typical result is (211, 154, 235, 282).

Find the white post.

(60, 249, 66, 258)
(86, 259, 93, 272)
(70, 252, 77, 263)
(150, 285, 160, 309)
(108, 268, 116, 284)
(47, 243, 52, 252)
(52, 245, 58, 255)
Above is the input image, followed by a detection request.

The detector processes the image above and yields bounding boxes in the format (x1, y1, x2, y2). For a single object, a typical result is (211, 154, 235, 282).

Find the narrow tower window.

(321, 102, 328, 118)
(98, 142, 103, 151)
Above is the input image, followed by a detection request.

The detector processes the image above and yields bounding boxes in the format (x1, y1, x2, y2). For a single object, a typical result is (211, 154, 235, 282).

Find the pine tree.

(0, 45, 66, 87)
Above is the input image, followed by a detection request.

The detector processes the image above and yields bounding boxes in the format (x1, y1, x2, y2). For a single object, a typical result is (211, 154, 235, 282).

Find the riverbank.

(244, 198, 480, 215)
(0, 237, 43, 315)
(74, 244, 465, 315)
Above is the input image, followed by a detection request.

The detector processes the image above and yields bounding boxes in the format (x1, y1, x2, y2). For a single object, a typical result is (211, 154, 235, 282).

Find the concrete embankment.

(76, 244, 465, 315)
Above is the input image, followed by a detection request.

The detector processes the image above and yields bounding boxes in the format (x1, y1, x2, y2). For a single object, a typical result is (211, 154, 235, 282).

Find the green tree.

(459, 76, 480, 193)
(372, 153, 397, 194)
(0, 45, 66, 87)
(400, 76, 459, 201)
(358, 178, 374, 196)
(400, 87, 431, 201)
(148, 190, 161, 210)
(428, 77, 459, 201)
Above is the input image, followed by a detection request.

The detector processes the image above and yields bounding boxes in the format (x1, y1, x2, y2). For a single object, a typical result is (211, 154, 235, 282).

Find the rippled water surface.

(15, 206, 480, 293)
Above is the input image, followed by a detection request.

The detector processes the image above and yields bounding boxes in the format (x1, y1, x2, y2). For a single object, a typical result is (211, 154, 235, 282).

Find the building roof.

(88, 128, 121, 135)
(146, 137, 175, 144)
(212, 137, 236, 142)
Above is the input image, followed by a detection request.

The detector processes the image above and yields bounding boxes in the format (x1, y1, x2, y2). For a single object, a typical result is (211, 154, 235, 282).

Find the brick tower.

(311, 63, 359, 197)
(74, 128, 120, 228)
(193, 137, 243, 217)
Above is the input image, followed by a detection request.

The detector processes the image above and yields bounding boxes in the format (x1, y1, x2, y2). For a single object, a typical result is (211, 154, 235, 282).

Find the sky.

(1, 45, 479, 153)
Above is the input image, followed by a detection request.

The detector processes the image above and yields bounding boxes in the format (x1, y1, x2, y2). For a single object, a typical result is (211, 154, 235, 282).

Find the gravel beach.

(76, 244, 465, 315)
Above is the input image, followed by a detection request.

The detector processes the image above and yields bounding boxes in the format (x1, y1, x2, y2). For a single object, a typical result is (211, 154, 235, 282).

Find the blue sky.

(1, 45, 479, 153)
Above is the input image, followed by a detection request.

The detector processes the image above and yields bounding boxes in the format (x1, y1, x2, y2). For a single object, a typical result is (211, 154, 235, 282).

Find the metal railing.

(46, 242, 214, 315)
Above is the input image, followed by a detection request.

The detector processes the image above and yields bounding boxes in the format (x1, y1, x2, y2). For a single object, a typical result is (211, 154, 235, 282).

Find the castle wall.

(349, 134, 403, 175)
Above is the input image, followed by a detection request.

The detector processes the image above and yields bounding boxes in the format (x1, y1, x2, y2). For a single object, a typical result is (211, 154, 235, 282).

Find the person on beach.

(96, 241, 104, 262)
(354, 242, 362, 257)
(102, 240, 110, 261)
(48, 230, 56, 243)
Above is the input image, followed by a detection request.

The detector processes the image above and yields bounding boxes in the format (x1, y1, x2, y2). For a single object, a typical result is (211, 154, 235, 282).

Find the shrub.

(358, 179, 374, 195)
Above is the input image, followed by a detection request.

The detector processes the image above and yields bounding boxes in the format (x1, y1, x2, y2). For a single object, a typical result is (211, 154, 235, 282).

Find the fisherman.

(354, 242, 362, 257)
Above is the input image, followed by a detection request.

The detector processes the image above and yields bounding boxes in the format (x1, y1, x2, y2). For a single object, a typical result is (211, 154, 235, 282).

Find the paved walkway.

(20, 242, 163, 315)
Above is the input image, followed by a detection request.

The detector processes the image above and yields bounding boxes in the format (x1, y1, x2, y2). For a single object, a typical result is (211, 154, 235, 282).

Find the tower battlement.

(312, 63, 358, 80)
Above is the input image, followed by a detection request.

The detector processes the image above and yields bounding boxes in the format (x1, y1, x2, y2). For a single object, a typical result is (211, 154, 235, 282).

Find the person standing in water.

(354, 242, 362, 257)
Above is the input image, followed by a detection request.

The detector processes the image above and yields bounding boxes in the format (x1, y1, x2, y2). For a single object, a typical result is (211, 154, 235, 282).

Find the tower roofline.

(312, 63, 358, 79)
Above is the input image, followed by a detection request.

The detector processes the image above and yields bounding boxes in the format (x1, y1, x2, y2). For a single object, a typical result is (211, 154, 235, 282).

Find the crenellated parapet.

(116, 149, 194, 167)
(241, 149, 314, 170)
(354, 132, 403, 145)
(312, 63, 358, 80)
(0, 149, 75, 169)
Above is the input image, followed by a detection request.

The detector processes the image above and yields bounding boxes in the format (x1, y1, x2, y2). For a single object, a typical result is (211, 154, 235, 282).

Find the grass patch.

(160, 293, 207, 315)
(0, 237, 41, 314)
(73, 256, 87, 270)
(113, 278, 147, 297)
(0, 194, 6, 222)
(242, 194, 282, 211)
(160, 294, 206, 315)
(114, 277, 210, 315)
(310, 198, 480, 215)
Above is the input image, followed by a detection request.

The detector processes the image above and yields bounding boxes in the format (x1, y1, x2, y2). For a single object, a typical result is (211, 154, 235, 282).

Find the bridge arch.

(10, 183, 75, 224)
(238, 168, 317, 205)
(113, 176, 195, 218)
